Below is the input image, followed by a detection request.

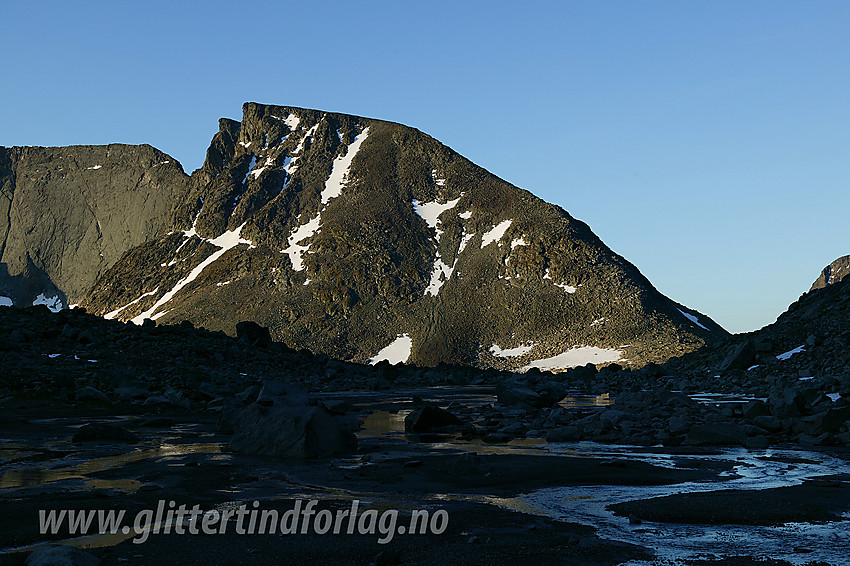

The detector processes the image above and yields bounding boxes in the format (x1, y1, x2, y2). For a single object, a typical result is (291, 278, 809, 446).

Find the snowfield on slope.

(521, 346, 623, 372)
(370, 334, 413, 365)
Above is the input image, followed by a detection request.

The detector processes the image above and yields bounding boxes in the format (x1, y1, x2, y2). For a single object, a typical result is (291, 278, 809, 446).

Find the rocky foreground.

(1, 289, 849, 564)
(2, 292, 848, 453)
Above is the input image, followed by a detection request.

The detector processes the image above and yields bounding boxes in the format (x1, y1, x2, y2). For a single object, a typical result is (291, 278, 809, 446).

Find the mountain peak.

(1, 103, 727, 370)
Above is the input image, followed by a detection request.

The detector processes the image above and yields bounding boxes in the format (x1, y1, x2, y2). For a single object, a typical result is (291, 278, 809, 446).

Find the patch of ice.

(424, 230, 474, 296)
(32, 293, 63, 312)
(425, 256, 455, 297)
(282, 213, 321, 271)
(747, 365, 761, 371)
(131, 224, 252, 324)
(283, 113, 300, 131)
(459, 211, 472, 220)
(322, 127, 370, 204)
(490, 343, 534, 358)
(293, 122, 319, 155)
(370, 334, 413, 365)
(86, 165, 102, 170)
(511, 237, 528, 249)
(0, 296, 12, 307)
(521, 346, 623, 372)
(104, 288, 160, 320)
(412, 196, 461, 242)
(776, 345, 805, 361)
(827, 393, 841, 402)
(481, 220, 513, 248)
(457, 232, 475, 255)
(677, 308, 709, 331)
(48, 354, 61, 359)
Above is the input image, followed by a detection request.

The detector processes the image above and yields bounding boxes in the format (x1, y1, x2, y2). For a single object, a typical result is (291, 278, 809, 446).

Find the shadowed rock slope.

(3, 103, 726, 369)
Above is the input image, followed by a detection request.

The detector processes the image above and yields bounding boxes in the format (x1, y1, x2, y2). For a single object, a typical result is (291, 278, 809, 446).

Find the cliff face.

(811, 255, 850, 291)
(0, 144, 191, 308)
(3, 103, 727, 369)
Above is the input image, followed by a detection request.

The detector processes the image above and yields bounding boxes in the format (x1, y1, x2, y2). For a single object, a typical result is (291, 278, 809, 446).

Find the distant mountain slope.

(2, 103, 726, 369)
(0, 145, 190, 309)
(811, 255, 850, 291)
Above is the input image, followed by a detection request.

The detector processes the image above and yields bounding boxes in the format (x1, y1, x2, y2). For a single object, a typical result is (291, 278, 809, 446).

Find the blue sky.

(2, 1, 848, 333)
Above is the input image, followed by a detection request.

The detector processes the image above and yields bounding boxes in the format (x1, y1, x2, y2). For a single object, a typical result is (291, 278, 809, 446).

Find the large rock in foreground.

(229, 403, 357, 458)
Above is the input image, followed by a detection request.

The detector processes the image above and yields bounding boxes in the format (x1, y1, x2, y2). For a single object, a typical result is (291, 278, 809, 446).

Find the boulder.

(742, 399, 770, 421)
(256, 381, 309, 406)
(753, 415, 782, 432)
(404, 405, 462, 432)
(546, 425, 582, 442)
(496, 383, 542, 408)
(230, 403, 357, 458)
(718, 341, 756, 371)
(235, 321, 272, 347)
(75, 386, 111, 404)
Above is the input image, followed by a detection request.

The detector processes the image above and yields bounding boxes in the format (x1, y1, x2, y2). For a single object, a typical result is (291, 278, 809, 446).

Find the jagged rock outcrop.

(811, 255, 850, 291)
(3, 103, 727, 370)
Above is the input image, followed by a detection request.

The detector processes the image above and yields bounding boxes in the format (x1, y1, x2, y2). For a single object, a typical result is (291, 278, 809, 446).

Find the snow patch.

(459, 211, 472, 220)
(431, 169, 446, 187)
(282, 214, 321, 272)
(86, 165, 102, 170)
(281, 127, 370, 272)
(0, 296, 12, 307)
(283, 113, 300, 131)
(370, 334, 413, 365)
(322, 127, 370, 204)
(511, 237, 528, 249)
(481, 220, 512, 248)
(591, 317, 607, 326)
(32, 293, 63, 312)
(104, 288, 160, 320)
(490, 343, 534, 358)
(521, 346, 623, 372)
(776, 345, 805, 361)
(677, 308, 709, 331)
(131, 224, 253, 324)
(412, 197, 461, 242)
(827, 393, 842, 402)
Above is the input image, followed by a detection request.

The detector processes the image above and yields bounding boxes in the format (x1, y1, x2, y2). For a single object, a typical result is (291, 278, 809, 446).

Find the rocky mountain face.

(811, 255, 850, 291)
(2, 103, 726, 370)
(0, 144, 190, 309)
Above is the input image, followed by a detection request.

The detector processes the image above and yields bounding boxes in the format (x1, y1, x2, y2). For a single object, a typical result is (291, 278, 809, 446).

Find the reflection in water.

(358, 410, 411, 437)
(559, 393, 612, 408)
(0, 442, 224, 491)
